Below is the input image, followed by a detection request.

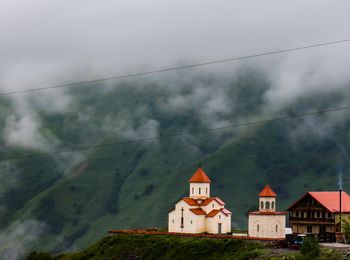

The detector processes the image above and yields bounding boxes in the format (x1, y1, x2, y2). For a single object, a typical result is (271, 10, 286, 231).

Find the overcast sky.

(0, 0, 350, 91)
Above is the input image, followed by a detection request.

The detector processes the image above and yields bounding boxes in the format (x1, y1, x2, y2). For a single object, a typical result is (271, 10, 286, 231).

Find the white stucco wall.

(168, 208, 206, 233)
(248, 214, 286, 238)
(202, 200, 222, 213)
(259, 197, 276, 212)
(168, 200, 232, 234)
(189, 183, 210, 199)
(206, 212, 231, 234)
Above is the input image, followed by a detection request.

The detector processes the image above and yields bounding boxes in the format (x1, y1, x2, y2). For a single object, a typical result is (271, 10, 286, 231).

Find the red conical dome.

(189, 167, 211, 183)
(259, 185, 277, 197)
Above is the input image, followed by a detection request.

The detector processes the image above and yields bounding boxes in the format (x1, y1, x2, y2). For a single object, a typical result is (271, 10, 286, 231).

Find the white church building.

(248, 185, 287, 239)
(168, 166, 231, 234)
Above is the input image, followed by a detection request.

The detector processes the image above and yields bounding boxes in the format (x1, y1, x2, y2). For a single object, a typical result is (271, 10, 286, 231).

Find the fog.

(0, 0, 349, 153)
(1, 2, 350, 258)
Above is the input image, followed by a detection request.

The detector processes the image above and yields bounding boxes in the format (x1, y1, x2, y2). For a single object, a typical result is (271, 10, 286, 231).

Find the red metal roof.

(189, 167, 211, 183)
(207, 209, 220, 217)
(259, 185, 277, 197)
(207, 209, 230, 217)
(249, 211, 287, 215)
(309, 191, 350, 213)
(182, 197, 200, 206)
(189, 208, 207, 215)
(287, 191, 350, 213)
(200, 197, 225, 206)
(221, 208, 232, 215)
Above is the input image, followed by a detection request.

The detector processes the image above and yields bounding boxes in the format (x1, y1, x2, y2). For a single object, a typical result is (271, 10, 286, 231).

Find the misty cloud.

(4, 114, 59, 151)
(0, 220, 46, 260)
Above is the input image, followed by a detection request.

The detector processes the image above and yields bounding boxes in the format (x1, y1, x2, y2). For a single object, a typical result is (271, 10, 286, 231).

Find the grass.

(3, 74, 350, 254)
(40, 234, 266, 260)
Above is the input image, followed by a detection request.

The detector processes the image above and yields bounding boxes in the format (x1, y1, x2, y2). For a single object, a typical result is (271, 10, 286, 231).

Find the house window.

(206, 188, 208, 194)
(192, 187, 194, 194)
(212, 204, 214, 208)
(219, 215, 221, 219)
(257, 224, 259, 232)
(271, 201, 275, 209)
(191, 220, 193, 224)
(307, 225, 312, 233)
(199, 187, 201, 194)
(260, 201, 264, 209)
(276, 225, 278, 232)
(266, 201, 270, 209)
(172, 219, 174, 223)
(181, 207, 184, 228)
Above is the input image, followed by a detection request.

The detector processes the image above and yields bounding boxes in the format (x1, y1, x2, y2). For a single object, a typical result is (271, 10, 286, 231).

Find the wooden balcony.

(289, 217, 335, 224)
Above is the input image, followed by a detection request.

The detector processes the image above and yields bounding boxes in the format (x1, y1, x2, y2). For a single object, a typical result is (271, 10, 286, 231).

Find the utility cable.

(1, 104, 349, 162)
(0, 38, 349, 97)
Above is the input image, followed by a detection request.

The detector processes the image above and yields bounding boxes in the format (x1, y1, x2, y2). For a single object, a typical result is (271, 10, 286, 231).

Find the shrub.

(300, 236, 320, 259)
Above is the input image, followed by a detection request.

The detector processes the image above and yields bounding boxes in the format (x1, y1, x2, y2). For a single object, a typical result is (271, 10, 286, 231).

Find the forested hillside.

(0, 70, 349, 257)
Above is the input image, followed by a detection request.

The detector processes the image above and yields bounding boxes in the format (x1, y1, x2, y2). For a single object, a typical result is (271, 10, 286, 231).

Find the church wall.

(248, 214, 286, 238)
(189, 183, 210, 199)
(168, 201, 189, 233)
(201, 201, 222, 214)
(206, 212, 231, 234)
(168, 201, 207, 233)
(259, 197, 276, 212)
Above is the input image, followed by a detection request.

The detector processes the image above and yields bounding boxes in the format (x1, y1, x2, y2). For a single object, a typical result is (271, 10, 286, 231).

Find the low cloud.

(0, 220, 46, 260)
(4, 114, 58, 152)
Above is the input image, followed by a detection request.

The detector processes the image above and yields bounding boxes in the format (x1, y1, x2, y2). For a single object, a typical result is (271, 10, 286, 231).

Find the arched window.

(265, 201, 270, 209)
(271, 201, 275, 209)
(260, 201, 264, 209)
(257, 224, 259, 232)
(199, 187, 201, 194)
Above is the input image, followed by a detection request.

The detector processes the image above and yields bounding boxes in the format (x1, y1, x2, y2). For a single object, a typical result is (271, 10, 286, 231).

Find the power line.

(1, 38, 350, 97)
(1, 104, 350, 162)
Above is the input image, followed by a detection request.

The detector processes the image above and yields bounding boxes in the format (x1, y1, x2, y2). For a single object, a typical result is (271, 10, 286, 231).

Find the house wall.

(291, 223, 335, 234)
(335, 213, 350, 232)
(248, 214, 286, 238)
(189, 183, 210, 199)
(206, 212, 231, 234)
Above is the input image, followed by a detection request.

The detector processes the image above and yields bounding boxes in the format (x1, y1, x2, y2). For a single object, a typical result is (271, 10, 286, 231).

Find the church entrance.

(218, 223, 222, 234)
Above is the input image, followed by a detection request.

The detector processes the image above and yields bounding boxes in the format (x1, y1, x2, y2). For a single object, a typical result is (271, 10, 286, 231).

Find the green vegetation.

(27, 234, 344, 260)
(300, 237, 320, 259)
(1, 72, 350, 254)
(342, 217, 350, 241)
(29, 234, 266, 260)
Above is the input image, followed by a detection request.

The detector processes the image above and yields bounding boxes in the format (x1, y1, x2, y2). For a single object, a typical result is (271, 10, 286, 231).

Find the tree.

(342, 218, 350, 242)
(300, 236, 320, 259)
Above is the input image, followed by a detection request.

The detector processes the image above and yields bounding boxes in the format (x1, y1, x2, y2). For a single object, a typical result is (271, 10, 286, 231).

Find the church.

(248, 185, 287, 238)
(168, 166, 232, 234)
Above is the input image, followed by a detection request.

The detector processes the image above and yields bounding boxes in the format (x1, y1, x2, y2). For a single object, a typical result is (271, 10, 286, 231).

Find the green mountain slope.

(0, 71, 349, 255)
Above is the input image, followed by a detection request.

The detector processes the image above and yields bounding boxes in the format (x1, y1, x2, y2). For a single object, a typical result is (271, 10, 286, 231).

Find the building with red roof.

(248, 185, 287, 239)
(287, 191, 349, 238)
(168, 166, 231, 234)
